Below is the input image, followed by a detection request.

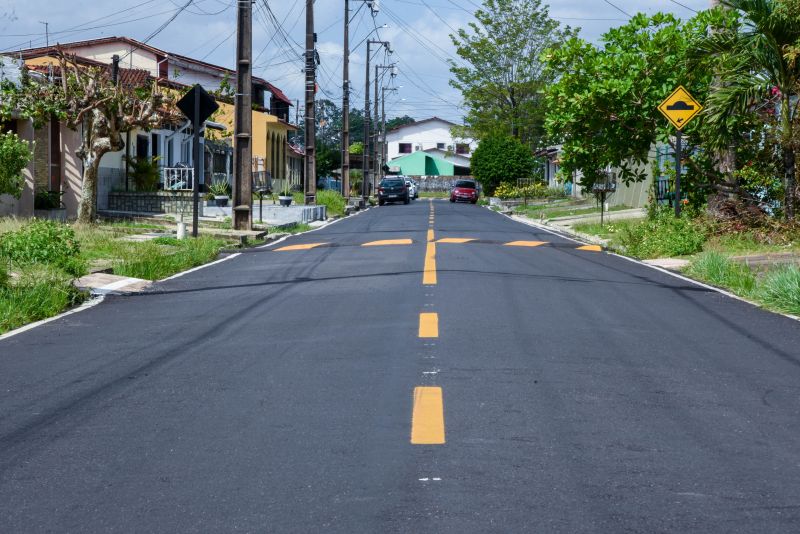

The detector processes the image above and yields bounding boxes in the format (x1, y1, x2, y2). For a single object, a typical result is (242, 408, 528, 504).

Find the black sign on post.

(176, 84, 219, 237)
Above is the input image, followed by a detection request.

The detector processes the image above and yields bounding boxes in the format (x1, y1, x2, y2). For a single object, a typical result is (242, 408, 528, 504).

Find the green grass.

(316, 190, 346, 217)
(758, 266, 800, 315)
(111, 236, 225, 280)
(514, 203, 630, 220)
(280, 223, 313, 234)
(573, 219, 645, 242)
(685, 252, 758, 296)
(0, 264, 86, 334)
(705, 231, 800, 255)
(419, 191, 449, 198)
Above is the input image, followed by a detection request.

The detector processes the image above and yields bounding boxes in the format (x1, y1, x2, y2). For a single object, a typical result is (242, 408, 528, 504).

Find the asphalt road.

(2, 199, 800, 533)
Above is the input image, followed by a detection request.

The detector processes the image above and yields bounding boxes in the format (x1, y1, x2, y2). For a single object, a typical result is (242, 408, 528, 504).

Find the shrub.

(316, 189, 346, 217)
(471, 135, 536, 195)
(208, 179, 232, 197)
(686, 252, 757, 295)
(0, 131, 32, 198)
(125, 156, 161, 192)
(618, 208, 708, 258)
(493, 182, 517, 199)
(758, 266, 800, 316)
(0, 220, 85, 276)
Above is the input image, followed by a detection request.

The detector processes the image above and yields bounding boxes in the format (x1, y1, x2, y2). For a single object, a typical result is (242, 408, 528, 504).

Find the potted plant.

(278, 175, 293, 206)
(208, 179, 231, 207)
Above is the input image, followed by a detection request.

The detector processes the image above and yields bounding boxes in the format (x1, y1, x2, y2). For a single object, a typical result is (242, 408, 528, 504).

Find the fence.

(162, 167, 194, 191)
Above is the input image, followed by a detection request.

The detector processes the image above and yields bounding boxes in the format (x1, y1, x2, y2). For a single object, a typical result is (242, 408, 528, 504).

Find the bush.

(0, 220, 85, 276)
(125, 156, 161, 192)
(685, 252, 757, 295)
(618, 208, 708, 258)
(316, 189, 346, 217)
(758, 266, 800, 316)
(0, 131, 31, 198)
(471, 135, 536, 195)
(493, 182, 517, 199)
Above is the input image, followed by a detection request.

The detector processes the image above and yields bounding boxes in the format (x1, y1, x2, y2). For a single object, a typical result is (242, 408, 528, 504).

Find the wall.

(60, 124, 83, 218)
(386, 120, 476, 161)
(108, 191, 195, 214)
(70, 43, 158, 75)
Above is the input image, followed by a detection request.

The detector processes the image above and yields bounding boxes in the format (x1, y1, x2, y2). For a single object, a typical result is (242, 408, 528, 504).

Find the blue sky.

(0, 0, 709, 123)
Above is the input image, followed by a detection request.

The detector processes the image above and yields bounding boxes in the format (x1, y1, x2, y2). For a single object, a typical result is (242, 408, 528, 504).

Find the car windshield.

(381, 179, 404, 187)
(455, 180, 476, 188)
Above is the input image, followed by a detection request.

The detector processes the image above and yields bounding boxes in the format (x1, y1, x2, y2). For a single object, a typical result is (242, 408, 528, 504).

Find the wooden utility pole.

(233, 0, 253, 230)
(342, 0, 350, 199)
(304, 0, 316, 204)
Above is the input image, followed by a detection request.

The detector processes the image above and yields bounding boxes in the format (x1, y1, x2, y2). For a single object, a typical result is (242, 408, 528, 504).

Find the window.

(456, 143, 470, 155)
(437, 142, 445, 150)
(399, 143, 412, 154)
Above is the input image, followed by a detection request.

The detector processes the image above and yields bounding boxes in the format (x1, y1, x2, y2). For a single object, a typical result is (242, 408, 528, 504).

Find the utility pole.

(342, 0, 350, 199)
(363, 38, 390, 200)
(39, 21, 49, 47)
(381, 86, 397, 182)
(304, 0, 316, 204)
(233, 0, 253, 230)
(373, 64, 395, 190)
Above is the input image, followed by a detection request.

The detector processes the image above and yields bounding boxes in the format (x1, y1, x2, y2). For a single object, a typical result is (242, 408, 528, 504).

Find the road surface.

(2, 199, 800, 532)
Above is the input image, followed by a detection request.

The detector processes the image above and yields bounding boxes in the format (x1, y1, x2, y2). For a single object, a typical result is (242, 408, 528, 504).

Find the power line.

(668, 0, 698, 13)
(601, 0, 632, 18)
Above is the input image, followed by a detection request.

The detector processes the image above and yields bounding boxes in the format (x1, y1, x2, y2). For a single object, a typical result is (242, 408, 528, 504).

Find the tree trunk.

(76, 151, 103, 224)
(784, 144, 796, 220)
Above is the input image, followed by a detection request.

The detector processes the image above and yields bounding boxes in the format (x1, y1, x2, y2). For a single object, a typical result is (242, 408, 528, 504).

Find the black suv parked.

(377, 178, 410, 205)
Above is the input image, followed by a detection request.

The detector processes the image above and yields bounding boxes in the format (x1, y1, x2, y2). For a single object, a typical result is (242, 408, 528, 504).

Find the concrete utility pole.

(342, 0, 350, 198)
(373, 64, 395, 189)
(381, 86, 397, 182)
(39, 21, 49, 47)
(363, 38, 390, 200)
(233, 0, 253, 230)
(304, 0, 316, 205)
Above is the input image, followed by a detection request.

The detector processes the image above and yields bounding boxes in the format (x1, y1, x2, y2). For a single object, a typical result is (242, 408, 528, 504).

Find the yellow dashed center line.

(411, 386, 445, 444)
(577, 244, 603, 252)
(274, 242, 327, 251)
(362, 239, 413, 247)
(418, 312, 439, 338)
(504, 240, 547, 247)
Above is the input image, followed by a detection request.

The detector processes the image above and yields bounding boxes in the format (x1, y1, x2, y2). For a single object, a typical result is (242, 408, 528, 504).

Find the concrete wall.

(386, 120, 476, 161)
(108, 191, 194, 214)
(60, 124, 83, 218)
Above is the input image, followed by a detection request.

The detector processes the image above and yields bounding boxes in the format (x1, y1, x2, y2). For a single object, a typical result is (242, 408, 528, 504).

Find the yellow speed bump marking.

(362, 239, 413, 247)
(436, 238, 475, 244)
(504, 240, 547, 247)
(577, 244, 602, 252)
(411, 386, 445, 444)
(418, 312, 439, 338)
(274, 243, 327, 252)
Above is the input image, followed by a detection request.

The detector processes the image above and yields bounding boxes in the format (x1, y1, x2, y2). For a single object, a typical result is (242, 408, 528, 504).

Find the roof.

(17, 37, 292, 105)
(388, 116, 458, 133)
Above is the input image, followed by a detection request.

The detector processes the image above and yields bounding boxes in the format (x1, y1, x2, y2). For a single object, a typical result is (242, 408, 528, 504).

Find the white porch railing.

(162, 167, 194, 191)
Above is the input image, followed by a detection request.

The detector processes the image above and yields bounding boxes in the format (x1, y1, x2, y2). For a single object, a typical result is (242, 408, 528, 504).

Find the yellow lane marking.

(411, 386, 445, 444)
(418, 312, 439, 338)
(362, 239, 413, 247)
(436, 238, 475, 244)
(423, 242, 437, 285)
(577, 244, 602, 252)
(504, 240, 547, 247)
(274, 243, 327, 251)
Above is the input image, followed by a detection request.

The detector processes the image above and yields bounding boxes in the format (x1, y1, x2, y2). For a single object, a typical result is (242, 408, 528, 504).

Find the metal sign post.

(657, 85, 702, 218)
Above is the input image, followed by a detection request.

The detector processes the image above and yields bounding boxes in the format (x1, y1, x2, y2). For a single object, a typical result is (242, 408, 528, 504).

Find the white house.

(385, 117, 476, 162)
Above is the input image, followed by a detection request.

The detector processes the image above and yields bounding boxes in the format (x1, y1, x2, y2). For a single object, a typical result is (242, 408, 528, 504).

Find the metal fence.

(162, 167, 194, 191)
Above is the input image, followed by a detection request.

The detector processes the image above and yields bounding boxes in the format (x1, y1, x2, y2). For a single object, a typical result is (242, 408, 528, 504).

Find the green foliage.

(315, 189, 346, 217)
(759, 266, 800, 315)
(34, 190, 63, 210)
(386, 116, 415, 130)
(471, 135, 536, 195)
(734, 162, 784, 207)
(316, 143, 341, 178)
(0, 220, 84, 276)
(125, 155, 161, 192)
(450, 0, 575, 146)
(0, 131, 31, 198)
(208, 179, 232, 197)
(349, 142, 364, 155)
(617, 208, 708, 258)
(112, 236, 224, 280)
(0, 264, 85, 334)
(686, 251, 757, 295)
(544, 11, 723, 190)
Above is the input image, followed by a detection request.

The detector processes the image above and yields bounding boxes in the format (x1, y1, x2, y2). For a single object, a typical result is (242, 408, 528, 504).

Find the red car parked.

(450, 179, 479, 204)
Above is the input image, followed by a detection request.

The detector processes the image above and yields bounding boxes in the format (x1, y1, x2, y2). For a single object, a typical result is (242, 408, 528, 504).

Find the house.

(385, 117, 476, 164)
(16, 37, 297, 217)
(537, 144, 658, 208)
(388, 150, 471, 178)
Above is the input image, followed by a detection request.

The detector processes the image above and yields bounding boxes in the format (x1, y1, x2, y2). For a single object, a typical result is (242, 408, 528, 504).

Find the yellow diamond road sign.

(658, 85, 702, 130)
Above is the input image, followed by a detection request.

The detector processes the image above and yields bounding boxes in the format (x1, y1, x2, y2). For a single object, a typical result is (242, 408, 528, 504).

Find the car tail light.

(378, 188, 384, 193)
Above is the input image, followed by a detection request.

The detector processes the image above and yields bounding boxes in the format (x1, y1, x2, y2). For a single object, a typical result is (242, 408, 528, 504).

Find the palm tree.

(701, 0, 800, 219)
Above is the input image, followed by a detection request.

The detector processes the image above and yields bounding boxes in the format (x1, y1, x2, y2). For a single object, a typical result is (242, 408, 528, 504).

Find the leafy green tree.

(543, 12, 726, 192)
(449, 0, 575, 147)
(698, 0, 800, 219)
(471, 134, 535, 195)
(0, 131, 31, 198)
(316, 143, 341, 178)
(386, 115, 415, 131)
(349, 142, 364, 155)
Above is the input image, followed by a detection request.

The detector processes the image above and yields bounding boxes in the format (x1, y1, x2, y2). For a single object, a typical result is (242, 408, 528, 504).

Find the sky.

(0, 0, 710, 124)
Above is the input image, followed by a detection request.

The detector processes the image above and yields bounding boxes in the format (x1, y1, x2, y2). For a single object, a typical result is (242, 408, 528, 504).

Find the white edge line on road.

(498, 209, 800, 323)
(161, 252, 242, 281)
(0, 295, 106, 342)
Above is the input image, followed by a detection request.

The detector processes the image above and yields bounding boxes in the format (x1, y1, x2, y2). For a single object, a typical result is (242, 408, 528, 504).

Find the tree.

(0, 131, 31, 198)
(471, 134, 535, 195)
(316, 143, 341, 178)
(449, 0, 575, 148)
(386, 115, 415, 131)
(0, 52, 176, 223)
(698, 0, 800, 219)
(543, 12, 723, 191)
